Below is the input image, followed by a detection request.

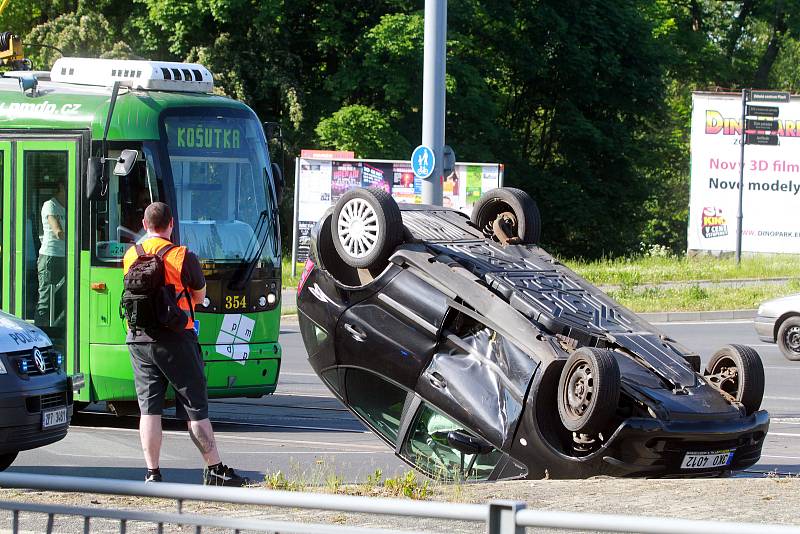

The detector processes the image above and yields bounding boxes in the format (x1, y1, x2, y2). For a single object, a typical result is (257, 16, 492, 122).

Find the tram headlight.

(267, 293, 277, 305)
(258, 296, 267, 307)
(202, 297, 210, 308)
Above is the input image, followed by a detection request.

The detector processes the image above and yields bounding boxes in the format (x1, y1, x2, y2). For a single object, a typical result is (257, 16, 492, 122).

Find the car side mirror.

(86, 157, 106, 200)
(113, 149, 139, 177)
(271, 162, 284, 203)
(446, 430, 494, 455)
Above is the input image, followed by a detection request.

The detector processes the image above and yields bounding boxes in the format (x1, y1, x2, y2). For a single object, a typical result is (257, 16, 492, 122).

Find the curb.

(637, 309, 756, 323)
(280, 302, 756, 324)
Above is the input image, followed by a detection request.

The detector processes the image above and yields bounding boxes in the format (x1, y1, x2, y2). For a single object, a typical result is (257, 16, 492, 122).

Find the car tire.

(557, 347, 620, 434)
(331, 188, 403, 270)
(0, 452, 17, 471)
(706, 344, 765, 415)
(777, 316, 800, 361)
(470, 187, 541, 244)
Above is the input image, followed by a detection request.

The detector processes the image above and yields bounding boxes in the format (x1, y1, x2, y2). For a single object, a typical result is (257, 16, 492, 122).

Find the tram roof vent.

(50, 58, 214, 93)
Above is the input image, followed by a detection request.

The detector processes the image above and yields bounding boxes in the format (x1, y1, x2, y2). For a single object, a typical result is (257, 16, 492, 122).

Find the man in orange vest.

(124, 202, 249, 486)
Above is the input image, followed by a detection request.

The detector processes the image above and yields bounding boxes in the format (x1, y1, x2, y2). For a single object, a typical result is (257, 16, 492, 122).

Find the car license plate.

(42, 407, 67, 429)
(681, 449, 735, 469)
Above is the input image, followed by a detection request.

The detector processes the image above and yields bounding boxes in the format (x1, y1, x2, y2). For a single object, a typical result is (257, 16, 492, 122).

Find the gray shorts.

(128, 339, 209, 421)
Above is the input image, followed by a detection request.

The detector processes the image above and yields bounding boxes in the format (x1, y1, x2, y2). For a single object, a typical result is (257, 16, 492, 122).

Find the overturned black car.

(297, 187, 768, 480)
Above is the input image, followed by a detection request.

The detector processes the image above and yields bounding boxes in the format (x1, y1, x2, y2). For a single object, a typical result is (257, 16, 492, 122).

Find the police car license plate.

(680, 449, 735, 469)
(42, 407, 67, 429)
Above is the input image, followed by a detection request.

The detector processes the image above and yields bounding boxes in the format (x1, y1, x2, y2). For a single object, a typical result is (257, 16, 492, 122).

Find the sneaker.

(144, 472, 163, 483)
(203, 464, 250, 487)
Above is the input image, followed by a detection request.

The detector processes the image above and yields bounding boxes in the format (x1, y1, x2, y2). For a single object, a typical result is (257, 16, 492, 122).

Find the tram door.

(10, 140, 78, 359)
(0, 142, 8, 310)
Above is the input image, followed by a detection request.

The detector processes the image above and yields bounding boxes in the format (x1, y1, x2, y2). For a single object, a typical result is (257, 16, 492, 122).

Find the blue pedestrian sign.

(411, 145, 435, 179)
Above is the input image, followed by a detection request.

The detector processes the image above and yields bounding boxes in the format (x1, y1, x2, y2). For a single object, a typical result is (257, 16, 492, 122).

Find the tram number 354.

(225, 295, 247, 310)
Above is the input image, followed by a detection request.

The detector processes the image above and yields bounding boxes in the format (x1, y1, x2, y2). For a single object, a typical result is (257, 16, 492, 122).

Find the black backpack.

(120, 244, 193, 333)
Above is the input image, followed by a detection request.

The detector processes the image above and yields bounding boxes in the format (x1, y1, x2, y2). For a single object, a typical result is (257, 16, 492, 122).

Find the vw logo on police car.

(33, 348, 46, 373)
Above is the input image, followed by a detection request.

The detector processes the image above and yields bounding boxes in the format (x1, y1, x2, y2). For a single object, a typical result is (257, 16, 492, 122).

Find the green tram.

(0, 53, 283, 411)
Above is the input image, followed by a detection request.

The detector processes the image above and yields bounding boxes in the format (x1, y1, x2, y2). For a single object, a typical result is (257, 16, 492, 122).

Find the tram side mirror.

(86, 157, 106, 200)
(271, 162, 284, 203)
(113, 149, 139, 177)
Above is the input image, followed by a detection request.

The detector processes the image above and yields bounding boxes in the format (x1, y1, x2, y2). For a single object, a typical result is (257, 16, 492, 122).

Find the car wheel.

(706, 344, 765, 415)
(331, 188, 403, 269)
(777, 316, 800, 361)
(557, 347, 620, 434)
(470, 187, 541, 244)
(0, 452, 17, 471)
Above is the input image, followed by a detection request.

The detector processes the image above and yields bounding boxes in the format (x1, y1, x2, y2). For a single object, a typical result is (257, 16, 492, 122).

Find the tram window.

(22, 151, 68, 335)
(94, 149, 164, 262)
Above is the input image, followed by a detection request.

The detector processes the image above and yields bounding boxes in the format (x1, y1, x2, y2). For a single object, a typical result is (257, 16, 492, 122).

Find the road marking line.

(278, 372, 318, 377)
(230, 450, 396, 455)
(764, 366, 800, 371)
(651, 320, 751, 326)
(772, 418, 800, 424)
(764, 396, 800, 401)
(750, 344, 777, 348)
(761, 455, 800, 460)
(68, 427, 384, 450)
(765, 433, 800, 438)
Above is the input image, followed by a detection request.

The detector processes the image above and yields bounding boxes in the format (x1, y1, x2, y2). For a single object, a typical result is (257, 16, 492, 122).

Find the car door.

(335, 269, 449, 389)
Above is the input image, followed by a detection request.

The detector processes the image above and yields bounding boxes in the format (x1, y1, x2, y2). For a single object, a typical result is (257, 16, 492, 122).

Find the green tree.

(316, 105, 411, 159)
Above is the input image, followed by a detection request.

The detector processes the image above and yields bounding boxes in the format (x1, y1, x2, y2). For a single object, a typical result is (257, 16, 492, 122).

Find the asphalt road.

(7, 317, 800, 484)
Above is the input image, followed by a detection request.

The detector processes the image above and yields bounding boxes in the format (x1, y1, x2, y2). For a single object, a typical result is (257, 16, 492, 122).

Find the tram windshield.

(163, 109, 279, 265)
(94, 108, 279, 267)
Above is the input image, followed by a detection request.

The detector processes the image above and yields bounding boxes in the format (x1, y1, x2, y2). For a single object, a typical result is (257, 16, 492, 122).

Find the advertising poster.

(361, 162, 393, 193)
(392, 163, 417, 204)
(688, 93, 800, 253)
(466, 165, 483, 206)
(331, 161, 361, 203)
(296, 221, 316, 263)
(297, 158, 332, 222)
(293, 155, 503, 272)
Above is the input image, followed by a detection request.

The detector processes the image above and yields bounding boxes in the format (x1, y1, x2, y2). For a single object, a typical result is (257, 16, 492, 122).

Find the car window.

(345, 368, 407, 443)
(400, 403, 504, 481)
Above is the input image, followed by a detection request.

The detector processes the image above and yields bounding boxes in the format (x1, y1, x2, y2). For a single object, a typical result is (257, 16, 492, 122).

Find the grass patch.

(281, 257, 302, 288)
(568, 254, 800, 286)
(262, 465, 433, 500)
(610, 279, 800, 313)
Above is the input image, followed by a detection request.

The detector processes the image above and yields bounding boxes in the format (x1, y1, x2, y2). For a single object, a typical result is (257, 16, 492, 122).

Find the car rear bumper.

(754, 316, 776, 343)
(598, 410, 769, 477)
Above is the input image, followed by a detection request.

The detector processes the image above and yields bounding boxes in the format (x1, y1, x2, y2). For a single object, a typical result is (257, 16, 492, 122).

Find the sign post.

(421, 0, 447, 205)
(736, 89, 790, 265)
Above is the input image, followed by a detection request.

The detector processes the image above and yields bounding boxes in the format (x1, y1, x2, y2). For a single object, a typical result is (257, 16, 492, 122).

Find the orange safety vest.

(122, 236, 194, 330)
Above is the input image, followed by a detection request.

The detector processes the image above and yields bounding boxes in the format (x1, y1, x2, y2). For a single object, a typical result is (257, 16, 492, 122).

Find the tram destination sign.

(746, 105, 780, 118)
(749, 90, 791, 103)
(745, 119, 779, 131)
(745, 133, 779, 146)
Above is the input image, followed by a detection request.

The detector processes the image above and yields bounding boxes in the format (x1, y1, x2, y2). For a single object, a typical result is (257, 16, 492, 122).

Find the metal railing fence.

(0, 472, 799, 534)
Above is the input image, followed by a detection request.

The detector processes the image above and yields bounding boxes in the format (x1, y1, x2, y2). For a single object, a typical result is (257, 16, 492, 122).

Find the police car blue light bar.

(50, 58, 214, 93)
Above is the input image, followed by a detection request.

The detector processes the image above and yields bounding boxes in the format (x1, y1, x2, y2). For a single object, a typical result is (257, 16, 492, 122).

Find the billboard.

(292, 151, 504, 266)
(689, 92, 800, 253)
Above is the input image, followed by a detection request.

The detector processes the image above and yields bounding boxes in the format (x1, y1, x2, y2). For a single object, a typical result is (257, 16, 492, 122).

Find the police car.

(0, 311, 82, 470)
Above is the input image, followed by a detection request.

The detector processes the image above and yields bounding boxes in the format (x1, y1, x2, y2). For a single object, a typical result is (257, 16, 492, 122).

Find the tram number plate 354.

(42, 407, 68, 429)
(681, 449, 735, 469)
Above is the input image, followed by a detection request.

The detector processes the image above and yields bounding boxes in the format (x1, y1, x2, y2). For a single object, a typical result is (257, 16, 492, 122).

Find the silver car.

(755, 294, 800, 361)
